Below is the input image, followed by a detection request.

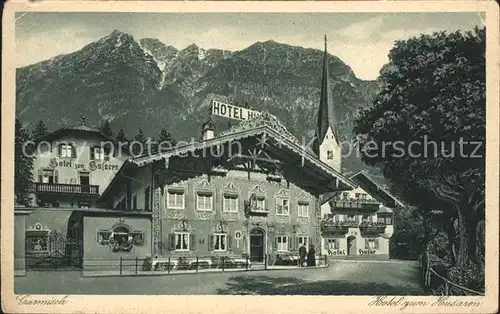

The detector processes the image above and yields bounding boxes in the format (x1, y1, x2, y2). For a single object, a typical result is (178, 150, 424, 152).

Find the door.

(249, 228, 265, 262)
(347, 236, 357, 255)
(79, 172, 90, 193)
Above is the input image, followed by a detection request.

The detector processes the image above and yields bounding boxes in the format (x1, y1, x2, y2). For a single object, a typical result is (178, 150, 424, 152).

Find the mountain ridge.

(16, 30, 380, 173)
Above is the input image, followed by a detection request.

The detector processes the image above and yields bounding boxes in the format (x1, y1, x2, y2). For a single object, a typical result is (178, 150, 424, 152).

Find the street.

(15, 260, 428, 295)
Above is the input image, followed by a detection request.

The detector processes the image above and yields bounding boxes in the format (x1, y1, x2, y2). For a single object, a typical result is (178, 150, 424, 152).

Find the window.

(97, 230, 112, 245)
(132, 195, 137, 210)
(214, 233, 227, 251)
(175, 232, 190, 251)
(39, 169, 55, 183)
(361, 193, 368, 200)
(380, 216, 393, 225)
(327, 150, 334, 159)
(91, 146, 105, 160)
(277, 236, 288, 251)
(347, 215, 356, 222)
(355, 193, 361, 199)
(167, 190, 185, 209)
(342, 192, 349, 199)
(326, 238, 339, 250)
(196, 192, 213, 211)
(362, 215, 370, 223)
(255, 196, 266, 211)
(276, 198, 289, 215)
(144, 187, 151, 211)
(223, 194, 239, 212)
(59, 144, 75, 158)
(298, 202, 309, 217)
(298, 236, 308, 248)
(365, 238, 379, 249)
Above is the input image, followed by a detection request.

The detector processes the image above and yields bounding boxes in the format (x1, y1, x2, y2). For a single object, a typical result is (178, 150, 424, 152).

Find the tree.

(157, 128, 177, 153)
(353, 27, 485, 267)
(116, 128, 128, 143)
(100, 119, 114, 137)
(32, 120, 48, 139)
(15, 119, 34, 206)
(132, 129, 147, 156)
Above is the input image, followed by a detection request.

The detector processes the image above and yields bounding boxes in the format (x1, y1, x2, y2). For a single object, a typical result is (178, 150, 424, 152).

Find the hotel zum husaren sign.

(210, 100, 262, 121)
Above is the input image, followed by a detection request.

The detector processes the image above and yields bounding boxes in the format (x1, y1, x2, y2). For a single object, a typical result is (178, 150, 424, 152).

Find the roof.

(313, 35, 340, 154)
(135, 115, 355, 185)
(98, 113, 357, 203)
(349, 170, 405, 208)
(34, 116, 116, 144)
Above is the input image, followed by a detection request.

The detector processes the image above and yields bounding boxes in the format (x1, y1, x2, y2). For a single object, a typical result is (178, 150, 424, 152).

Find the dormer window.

(59, 143, 76, 158)
(91, 146, 105, 161)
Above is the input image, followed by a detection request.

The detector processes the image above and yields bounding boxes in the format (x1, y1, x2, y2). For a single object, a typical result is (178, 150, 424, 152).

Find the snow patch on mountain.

(198, 48, 206, 61)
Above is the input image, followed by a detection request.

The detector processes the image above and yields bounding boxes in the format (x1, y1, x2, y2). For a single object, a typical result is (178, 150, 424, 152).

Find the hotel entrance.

(347, 236, 357, 255)
(249, 228, 265, 262)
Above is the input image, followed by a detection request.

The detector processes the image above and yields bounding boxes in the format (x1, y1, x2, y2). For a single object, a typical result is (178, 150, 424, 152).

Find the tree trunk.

(444, 218, 457, 264)
(456, 204, 479, 267)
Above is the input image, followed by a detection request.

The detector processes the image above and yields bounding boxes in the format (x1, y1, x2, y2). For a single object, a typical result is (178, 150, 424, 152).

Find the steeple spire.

(314, 34, 340, 156)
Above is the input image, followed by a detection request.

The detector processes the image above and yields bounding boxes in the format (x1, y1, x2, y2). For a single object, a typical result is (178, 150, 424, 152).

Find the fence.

(82, 254, 329, 276)
(420, 250, 484, 296)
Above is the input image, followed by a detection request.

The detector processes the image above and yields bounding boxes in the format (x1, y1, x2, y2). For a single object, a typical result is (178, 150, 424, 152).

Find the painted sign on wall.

(210, 100, 261, 121)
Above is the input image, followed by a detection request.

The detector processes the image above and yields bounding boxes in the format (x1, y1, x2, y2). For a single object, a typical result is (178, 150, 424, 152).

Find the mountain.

(16, 30, 380, 173)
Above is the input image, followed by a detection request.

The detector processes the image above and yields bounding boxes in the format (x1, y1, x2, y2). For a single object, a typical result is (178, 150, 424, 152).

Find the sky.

(15, 12, 485, 80)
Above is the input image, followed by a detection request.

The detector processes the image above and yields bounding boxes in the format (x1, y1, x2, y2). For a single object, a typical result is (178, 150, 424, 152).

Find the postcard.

(1, 1, 499, 313)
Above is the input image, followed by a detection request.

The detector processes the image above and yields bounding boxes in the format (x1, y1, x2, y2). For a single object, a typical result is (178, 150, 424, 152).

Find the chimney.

(202, 119, 215, 141)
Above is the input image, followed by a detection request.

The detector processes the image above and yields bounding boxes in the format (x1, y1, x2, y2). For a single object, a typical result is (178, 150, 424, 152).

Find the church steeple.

(314, 35, 341, 172)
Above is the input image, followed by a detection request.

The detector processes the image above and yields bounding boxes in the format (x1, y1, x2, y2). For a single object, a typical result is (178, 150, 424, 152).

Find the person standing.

(298, 243, 307, 267)
(307, 245, 316, 267)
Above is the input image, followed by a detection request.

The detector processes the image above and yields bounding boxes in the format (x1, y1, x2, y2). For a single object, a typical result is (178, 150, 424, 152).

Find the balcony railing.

(30, 183, 99, 195)
(320, 220, 387, 233)
(358, 221, 387, 233)
(330, 197, 380, 210)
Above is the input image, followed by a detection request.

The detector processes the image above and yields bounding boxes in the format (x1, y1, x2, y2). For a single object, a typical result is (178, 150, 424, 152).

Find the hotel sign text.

(210, 100, 261, 121)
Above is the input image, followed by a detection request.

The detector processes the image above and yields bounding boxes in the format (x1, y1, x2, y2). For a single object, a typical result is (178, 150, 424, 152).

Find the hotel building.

(14, 37, 397, 274)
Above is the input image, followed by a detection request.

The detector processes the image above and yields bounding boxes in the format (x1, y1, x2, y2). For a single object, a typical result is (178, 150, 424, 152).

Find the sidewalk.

(81, 264, 328, 278)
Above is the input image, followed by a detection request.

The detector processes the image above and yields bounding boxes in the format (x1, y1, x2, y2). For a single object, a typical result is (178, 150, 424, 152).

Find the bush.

(447, 262, 485, 295)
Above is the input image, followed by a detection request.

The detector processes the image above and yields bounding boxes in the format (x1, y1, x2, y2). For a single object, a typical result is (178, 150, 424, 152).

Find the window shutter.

(375, 239, 379, 249)
(365, 239, 369, 249)
(38, 169, 43, 182)
(334, 214, 339, 223)
(54, 170, 59, 183)
(208, 235, 214, 251)
(242, 235, 247, 251)
(287, 237, 292, 251)
(189, 234, 196, 251)
(58, 144, 62, 156)
(71, 145, 76, 158)
(227, 235, 233, 251)
(90, 147, 95, 160)
(293, 237, 298, 251)
(168, 233, 176, 251)
(335, 240, 339, 250)
(273, 237, 278, 250)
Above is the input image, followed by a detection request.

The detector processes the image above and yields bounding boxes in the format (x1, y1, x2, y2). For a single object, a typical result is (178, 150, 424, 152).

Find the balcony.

(30, 183, 99, 196)
(321, 219, 388, 234)
(320, 220, 359, 233)
(330, 197, 380, 211)
(359, 221, 387, 233)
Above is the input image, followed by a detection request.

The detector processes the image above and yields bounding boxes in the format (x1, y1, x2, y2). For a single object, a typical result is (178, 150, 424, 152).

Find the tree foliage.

(32, 119, 49, 139)
(100, 119, 114, 137)
(15, 119, 34, 205)
(116, 128, 129, 143)
(353, 27, 485, 267)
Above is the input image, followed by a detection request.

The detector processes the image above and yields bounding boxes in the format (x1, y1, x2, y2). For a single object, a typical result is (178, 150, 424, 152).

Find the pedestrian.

(307, 244, 316, 267)
(298, 243, 307, 267)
